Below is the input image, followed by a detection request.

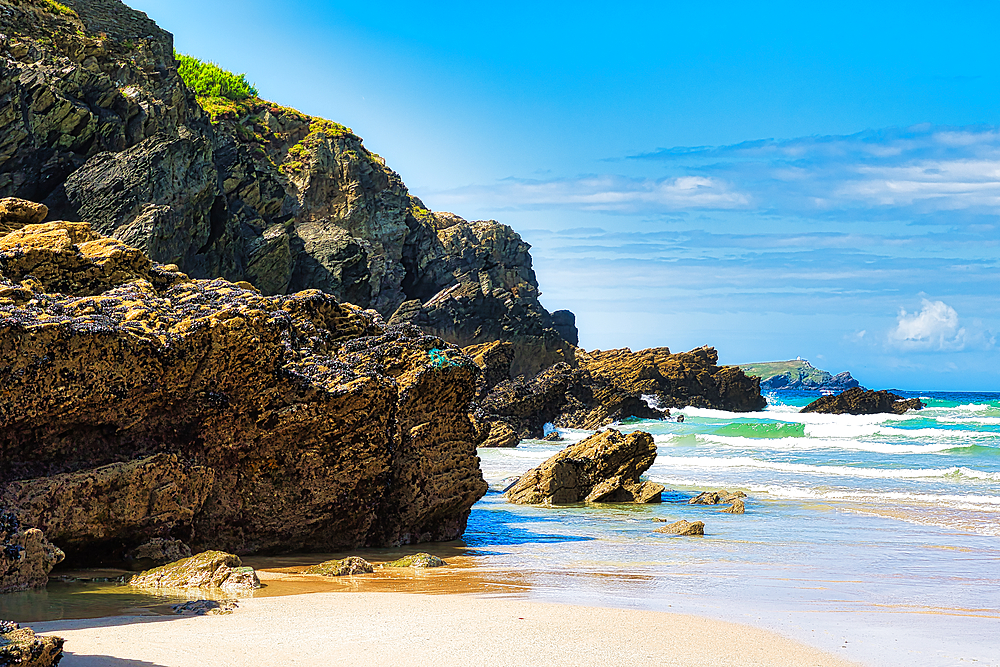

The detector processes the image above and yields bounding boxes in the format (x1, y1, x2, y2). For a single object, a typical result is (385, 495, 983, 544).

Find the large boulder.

(505, 429, 664, 505)
(0, 217, 488, 564)
(0, 621, 64, 667)
(0, 513, 64, 594)
(800, 387, 925, 415)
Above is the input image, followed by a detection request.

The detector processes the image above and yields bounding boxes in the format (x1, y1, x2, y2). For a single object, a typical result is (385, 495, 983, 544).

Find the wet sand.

(34, 591, 859, 667)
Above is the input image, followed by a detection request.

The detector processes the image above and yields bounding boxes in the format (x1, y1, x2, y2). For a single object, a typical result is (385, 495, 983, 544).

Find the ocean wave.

(648, 455, 1000, 481)
(683, 433, 977, 455)
(750, 484, 1000, 507)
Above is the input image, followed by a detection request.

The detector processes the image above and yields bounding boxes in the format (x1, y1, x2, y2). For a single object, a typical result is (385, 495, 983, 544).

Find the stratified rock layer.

(505, 429, 664, 505)
(800, 388, 924, 415)
(0, 216, 488, 564)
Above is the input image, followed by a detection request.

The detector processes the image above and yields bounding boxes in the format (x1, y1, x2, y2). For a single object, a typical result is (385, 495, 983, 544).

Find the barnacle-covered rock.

(0, 219, 488, 563)
(0, 512, 64, 594)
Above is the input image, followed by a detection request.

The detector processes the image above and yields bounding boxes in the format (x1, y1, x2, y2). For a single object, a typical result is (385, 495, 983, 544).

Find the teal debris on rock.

(428, 348, 459, 368)
(384, 552, 446, 568)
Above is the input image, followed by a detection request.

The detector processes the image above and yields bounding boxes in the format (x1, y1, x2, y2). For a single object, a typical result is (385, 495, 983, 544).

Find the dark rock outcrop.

(0, 512, 64, 594)
(477, 346, 765, 439)
(505, 429, 664, 505)
(0, 621, 64, 667)
(0, 216, 488, 564)
(800, 388, 925, 415)
(128, 551, 261, 591)
(0, 0, 575, 376)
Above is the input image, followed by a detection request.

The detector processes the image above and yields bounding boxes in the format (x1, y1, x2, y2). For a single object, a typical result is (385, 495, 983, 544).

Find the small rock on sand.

(654, 520, 705, 536)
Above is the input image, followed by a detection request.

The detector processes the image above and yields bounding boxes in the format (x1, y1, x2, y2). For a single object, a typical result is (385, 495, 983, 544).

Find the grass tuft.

(175, 51, 257, 101)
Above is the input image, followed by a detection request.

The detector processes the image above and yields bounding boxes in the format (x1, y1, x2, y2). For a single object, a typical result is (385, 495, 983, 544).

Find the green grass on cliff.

(39, 0, 77, 17)
(738, 359, 831, 383)
(175, 52, 258, 101)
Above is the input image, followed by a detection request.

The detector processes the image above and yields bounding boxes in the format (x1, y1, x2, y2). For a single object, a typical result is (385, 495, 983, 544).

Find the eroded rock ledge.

(800, 387, 924, 415)
(0, 210, 488, 566)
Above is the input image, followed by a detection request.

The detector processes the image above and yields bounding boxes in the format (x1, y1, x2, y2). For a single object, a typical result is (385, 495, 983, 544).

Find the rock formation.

(800, 388, 924, 415)
(0, 0, 576, 377)
(477, 346, 765, 439)
(505, 429, 664, 505)
(739, 359, 860, 392)
(0, 214, 488, 565)
(688, 490, 747, 505)
(654, 520, 705, 536)
(305, 557, 374, 576)
(0, 513, 64, 594)
(0, 621, 64, 667)
(128, 551, 261, 591)
(385, 553, 446, 568)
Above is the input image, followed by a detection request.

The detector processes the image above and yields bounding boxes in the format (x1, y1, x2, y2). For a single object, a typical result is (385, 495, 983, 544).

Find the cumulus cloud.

(889, 299, 966, 350)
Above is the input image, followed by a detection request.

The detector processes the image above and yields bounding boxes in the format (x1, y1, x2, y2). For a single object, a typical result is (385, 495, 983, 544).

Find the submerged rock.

(128, 551, 261, 591)
(384, 553, 446, 568)
(654, 520, 705, 536)
(505, 429, 664, 505)
(800, 387, 925, 415)
(0, 622, 64, 667)
(688, 490, 747, 505)
(722, 499, 746, 514)
(0, 216, 488, 563)
(0, 512, 64, 594)
(305, 557, 375, 576)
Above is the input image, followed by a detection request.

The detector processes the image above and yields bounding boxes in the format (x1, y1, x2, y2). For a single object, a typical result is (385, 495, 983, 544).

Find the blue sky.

(132, 0, 999, 390)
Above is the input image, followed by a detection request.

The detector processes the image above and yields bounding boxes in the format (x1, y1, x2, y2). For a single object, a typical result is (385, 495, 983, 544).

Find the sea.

(6, 390, 999, 666)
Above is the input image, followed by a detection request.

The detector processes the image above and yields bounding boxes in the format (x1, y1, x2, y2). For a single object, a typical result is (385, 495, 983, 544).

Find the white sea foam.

(685, 433, 973, 455)
(750, 484, 1000, 507)
(647, 455, 1000, 481)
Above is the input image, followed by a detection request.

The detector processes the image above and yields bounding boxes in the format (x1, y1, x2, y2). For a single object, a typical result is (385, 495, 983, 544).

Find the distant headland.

(737, 359, 860, 392)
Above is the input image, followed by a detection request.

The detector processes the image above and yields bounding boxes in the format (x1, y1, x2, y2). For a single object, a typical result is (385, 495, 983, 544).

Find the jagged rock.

(688, 490, 747, 505)
(479, 421, 520, 448)
(722, 499, 746, 514)
(124, 538, 193, 571)
(551, 310, 578, 347)
(0, 220, 487, 563)
(505, 429, 664, 505)
(654, 520, 705, 536)
(800, 387, 925, 415)
(384, 553, 446, 568)
(0, 621, 64, 667)
(128, 551, 261, 591)
(463, 341, 516, 399)
(0, 512, 64, 594)
(477, 346, 764, 438)
(1, 1, 574, 369)
(305, 557, 374, 576)
(542, 431, 563, 442)
(171, 599, 238, 616)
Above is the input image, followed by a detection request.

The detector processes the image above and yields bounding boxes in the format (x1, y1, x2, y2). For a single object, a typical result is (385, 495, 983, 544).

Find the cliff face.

(0, 0, 576, 377)
(0, 208, 488, 564)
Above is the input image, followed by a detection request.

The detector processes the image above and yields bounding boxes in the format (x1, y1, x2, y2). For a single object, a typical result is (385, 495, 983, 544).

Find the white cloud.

(430, 175, 749, 213)
(889, 299, 966, 350)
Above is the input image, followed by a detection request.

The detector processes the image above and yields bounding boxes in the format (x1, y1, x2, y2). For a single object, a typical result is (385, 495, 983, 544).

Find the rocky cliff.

(738, 359, 860, 392)
(0, 0, 576, 378)
(0, 204, 488, 566)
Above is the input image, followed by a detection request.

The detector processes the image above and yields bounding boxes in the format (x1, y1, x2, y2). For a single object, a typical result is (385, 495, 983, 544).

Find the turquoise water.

(472, 390, 1000, 667)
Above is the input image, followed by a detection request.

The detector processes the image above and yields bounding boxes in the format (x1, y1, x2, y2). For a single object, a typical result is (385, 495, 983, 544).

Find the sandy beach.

(32, 591, 858, 667)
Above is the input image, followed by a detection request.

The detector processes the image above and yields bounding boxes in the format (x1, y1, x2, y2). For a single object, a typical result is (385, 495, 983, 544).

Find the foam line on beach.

(647, 455, 1000, 481)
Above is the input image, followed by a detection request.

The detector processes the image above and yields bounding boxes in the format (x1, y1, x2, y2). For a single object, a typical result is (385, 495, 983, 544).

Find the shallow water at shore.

(4, 390, 999, 666)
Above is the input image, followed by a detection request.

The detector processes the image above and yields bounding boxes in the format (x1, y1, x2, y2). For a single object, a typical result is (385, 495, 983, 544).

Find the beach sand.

(33, 591, 859, 667)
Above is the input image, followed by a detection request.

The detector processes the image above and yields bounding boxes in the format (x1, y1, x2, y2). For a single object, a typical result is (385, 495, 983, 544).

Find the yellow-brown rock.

(0, 198, 48, 233)
(128, 551, 260, 591)
(654, 520, 705, 536)
(0, 621, 64, 667)
(505, 429, 664, 505)
(0, 220, 488, 565)
(0, 512, 64, 594)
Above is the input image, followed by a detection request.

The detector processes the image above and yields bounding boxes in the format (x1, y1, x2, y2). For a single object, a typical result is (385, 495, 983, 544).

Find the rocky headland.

(739, 359, 860, 392)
